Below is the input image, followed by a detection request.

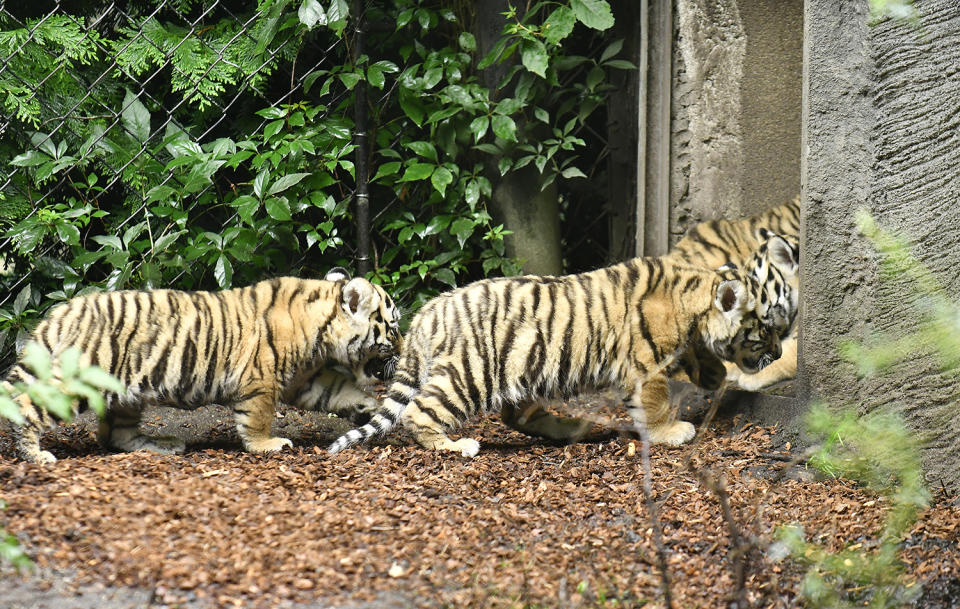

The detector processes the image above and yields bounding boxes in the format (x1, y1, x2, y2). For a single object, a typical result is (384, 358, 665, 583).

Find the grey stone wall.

(670, 0, 802, 242)
(801, 0, 960, 491)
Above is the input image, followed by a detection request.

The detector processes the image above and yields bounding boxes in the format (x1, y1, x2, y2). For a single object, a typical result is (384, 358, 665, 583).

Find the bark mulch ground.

(0, 395, 958, 609)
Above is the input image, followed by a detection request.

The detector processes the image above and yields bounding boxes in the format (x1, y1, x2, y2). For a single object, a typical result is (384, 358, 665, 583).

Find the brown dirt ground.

(0, 393, 958, 609)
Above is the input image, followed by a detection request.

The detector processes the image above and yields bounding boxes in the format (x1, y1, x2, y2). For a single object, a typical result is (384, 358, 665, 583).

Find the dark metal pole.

(352, 0, 370, 276)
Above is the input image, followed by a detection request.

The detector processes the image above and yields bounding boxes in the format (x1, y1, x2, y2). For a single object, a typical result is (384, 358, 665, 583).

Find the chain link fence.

(0, 2, 374, 367)
(0, 1, 626, 369)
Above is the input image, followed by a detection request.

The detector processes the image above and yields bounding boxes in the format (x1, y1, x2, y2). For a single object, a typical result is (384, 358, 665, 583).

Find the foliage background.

(0, 0, 630, 368)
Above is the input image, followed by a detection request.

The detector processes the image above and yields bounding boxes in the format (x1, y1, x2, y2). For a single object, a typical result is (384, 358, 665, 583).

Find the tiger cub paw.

(647, 421, 696, 446)
(449, 438, 480, 457)
(246, 436, 294, 454)
(28, 450, 58, 464)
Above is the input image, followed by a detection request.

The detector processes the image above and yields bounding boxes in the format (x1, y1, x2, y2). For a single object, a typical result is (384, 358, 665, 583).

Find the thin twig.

(633, 409, 674, 608)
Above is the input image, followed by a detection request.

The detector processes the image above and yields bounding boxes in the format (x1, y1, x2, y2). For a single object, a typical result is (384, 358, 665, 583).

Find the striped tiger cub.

(666, 197, 800, 390)
(328, 258, 782, 457)
(4, 269, 402, 463)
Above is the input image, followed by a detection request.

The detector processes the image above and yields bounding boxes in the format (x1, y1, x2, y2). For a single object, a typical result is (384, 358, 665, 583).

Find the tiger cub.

(328, 258, 782, 457)
(500, 231, 798, 446)
(4, 269, 402, 463)
(666, 197, 800, 390)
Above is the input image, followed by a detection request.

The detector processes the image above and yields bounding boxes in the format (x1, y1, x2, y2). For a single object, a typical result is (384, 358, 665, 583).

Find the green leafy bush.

(0, 346, 123, 569)
(0, 0, 629, 361)
(771, 212, 949, 609)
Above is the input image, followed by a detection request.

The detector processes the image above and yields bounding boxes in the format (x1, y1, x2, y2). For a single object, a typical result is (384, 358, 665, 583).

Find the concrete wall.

(801, 0, 960, 491)
(669, 0, 802, 241)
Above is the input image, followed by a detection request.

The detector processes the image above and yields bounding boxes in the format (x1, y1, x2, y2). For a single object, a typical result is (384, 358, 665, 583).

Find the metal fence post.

(351, 0, 370, 276)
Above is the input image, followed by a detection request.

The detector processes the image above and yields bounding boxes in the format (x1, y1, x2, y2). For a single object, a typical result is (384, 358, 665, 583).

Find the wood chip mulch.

(0, 399, 958, 609)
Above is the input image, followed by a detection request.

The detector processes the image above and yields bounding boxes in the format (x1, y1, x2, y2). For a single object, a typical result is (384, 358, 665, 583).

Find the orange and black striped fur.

(328, 258, 782, 456)
(666, 197, 800, 390)
(4, 269, 402, 463)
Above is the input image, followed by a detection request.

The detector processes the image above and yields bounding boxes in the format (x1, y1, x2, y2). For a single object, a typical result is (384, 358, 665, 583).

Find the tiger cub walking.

(5, 269, 402, 463)
(329, 259, 782, 457)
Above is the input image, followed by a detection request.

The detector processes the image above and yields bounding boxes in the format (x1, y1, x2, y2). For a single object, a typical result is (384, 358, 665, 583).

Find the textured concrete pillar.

(801, 0, 960, 491)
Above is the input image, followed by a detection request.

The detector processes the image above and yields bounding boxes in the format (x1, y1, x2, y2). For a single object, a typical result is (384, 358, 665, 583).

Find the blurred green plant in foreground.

(771, 210, 947, 608)
(0, 345, 123, 569)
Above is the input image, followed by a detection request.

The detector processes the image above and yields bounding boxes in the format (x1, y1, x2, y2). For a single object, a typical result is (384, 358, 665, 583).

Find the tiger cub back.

(329, 258, 781, 457)
(5, 269, 402, 463)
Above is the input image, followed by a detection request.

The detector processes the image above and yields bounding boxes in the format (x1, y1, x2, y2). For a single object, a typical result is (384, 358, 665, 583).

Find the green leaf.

(600, 39, 624, 63)
(121, 89, 151, 143)
(11, 150, 49, 167)
(534, 107, 550, 123)
(469, 116, 489, 143)
(0, 395, 24, 425)
(571, 0, 615, 30)
(214, 254, 233, 288)
(399, 90, 425, 126)
(498, 157, 513, 176)
(586, 65, 605, 91)
(604, 59, 637, 70)
(450, 218, 476, 248)
(35, 255, 76, 279)
(231, 195, 260, 225)
(298, 0, 327, 28)
(339, 72, 362, 90)
(372, 161, 402, 182)
(55, 222, 80, 246)
(543, 6, 576, 44)
(367, 65, 385, 89)
(265, 197, 292, 221)
(22, 343, 53, 381)
(92, 235, 124, 251)
(327, 0, 349, 22)
(78, 366, 124, 394)
(253, 170, 269, 199)
(561, 166, 588, 179)
(458, 32, 476, 52)
(398, 163, 435, 182)
(520, 39, 549, 78)
(430, 167, 454, 197)
(154, 230, 186, 252)
(405, 141, 438, 163)
(491, 115, 518, 142)
(267, 172, 311, 196)
(433, 267, 457, 287)
(465, 180, 480, 209)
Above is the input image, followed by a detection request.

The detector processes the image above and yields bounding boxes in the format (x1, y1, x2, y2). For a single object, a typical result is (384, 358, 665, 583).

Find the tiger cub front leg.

(501, 402, 591, 441)
(234, 382, 292, 454)
(289, 369, 378, 425)
(626, 375, 696, 446)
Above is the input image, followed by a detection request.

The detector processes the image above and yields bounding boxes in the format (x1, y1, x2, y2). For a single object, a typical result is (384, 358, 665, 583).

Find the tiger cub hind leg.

(97, 404, 186, 456)
(402, 385, 480, 457)
(500, 402, 592, 442)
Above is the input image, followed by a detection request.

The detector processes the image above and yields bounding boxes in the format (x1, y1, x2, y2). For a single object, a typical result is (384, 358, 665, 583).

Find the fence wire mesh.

(0, 1, 626, 369)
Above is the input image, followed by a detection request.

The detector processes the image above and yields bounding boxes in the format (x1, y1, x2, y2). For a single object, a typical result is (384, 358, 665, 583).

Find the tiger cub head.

(324, 267, 402, 383)
(701, 266, 782, 374)
(747, 229, 800, 340)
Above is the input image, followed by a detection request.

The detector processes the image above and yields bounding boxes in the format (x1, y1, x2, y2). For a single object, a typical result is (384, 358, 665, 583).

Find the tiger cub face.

(747, 230, 800, 340)
(322, 268, 402, 383)
(702, 268, 783, 374)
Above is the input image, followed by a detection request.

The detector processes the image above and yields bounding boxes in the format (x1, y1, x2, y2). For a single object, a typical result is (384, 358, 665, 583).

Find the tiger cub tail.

(327, 347, 423, 454)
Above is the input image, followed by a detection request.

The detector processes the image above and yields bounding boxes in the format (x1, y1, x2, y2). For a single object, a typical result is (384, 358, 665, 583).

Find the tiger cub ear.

(325, 267, 351, 282)
(766, 235, 799, 277)
(715, 279, 753, 319)
(342, 278, 378, 317)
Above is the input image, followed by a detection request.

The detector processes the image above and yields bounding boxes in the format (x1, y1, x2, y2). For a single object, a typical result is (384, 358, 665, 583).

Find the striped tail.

(327, 396, 405, 453)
